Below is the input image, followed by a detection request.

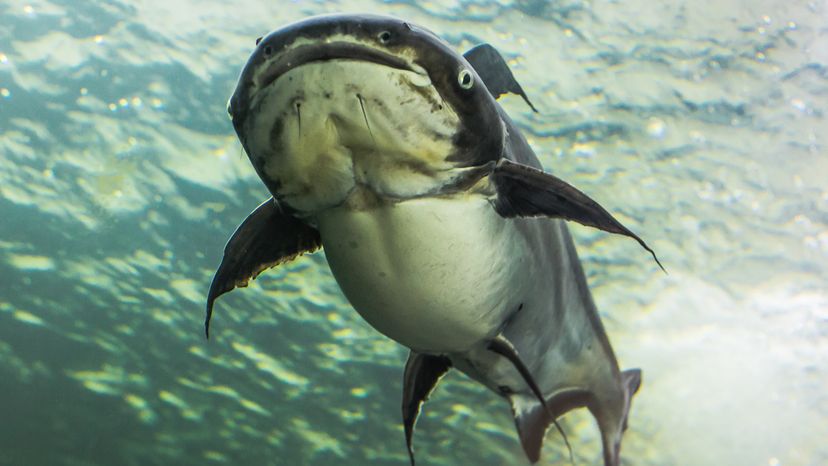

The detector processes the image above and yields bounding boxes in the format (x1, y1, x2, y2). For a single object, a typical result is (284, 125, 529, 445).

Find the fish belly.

(315, 195, 532, 353)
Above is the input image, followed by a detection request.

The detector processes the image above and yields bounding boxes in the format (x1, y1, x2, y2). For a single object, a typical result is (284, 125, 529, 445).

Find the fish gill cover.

(0, 1, 826, 466)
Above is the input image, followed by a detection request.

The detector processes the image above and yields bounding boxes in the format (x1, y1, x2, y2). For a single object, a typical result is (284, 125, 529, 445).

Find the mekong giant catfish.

(206, 13, 662, 466)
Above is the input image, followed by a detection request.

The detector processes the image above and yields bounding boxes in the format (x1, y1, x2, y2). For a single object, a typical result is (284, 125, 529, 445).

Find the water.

(1, 1, 826, 465)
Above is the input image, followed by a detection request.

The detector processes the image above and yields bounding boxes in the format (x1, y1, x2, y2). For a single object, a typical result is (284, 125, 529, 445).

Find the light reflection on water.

(0, 1, 825, 465)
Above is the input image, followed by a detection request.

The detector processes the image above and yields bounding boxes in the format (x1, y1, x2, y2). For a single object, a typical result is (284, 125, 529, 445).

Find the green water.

(1, 1, 825, 465)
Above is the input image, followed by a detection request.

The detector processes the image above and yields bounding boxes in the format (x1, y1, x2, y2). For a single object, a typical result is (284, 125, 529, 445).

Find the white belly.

(315, 195, 533, 353)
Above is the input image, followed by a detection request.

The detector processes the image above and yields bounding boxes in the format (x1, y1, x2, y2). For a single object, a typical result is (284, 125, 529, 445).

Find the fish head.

(228, 14, 504, 214)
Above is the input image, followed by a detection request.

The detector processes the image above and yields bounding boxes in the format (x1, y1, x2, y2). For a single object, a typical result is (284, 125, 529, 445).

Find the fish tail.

(509, 368, 642, 466)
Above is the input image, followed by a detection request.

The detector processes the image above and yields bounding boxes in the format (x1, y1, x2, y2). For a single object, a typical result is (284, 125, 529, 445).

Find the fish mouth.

(230, 42, 421, 130)
(258, 42, 417, 89)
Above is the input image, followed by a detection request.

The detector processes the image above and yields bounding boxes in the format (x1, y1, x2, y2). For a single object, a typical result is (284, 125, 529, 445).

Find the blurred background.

(0, 0, 825, 465)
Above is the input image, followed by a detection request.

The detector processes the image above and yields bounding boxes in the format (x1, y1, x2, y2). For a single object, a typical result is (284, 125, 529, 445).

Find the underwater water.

(1, 0, 826, 465)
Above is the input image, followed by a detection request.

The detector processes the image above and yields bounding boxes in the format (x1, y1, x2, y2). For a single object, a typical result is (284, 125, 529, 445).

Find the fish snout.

(227, 90, 249, 136)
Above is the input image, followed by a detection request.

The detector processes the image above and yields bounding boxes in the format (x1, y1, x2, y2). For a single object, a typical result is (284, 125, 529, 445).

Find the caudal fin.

(620, 369, 642, 432)
(595, 368, 642, 466)
(509, 369, 642, 466)
(510, 389, 592, 464)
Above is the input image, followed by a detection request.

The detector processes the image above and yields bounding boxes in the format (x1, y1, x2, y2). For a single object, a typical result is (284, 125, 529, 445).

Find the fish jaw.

(237, 59, 471, 215)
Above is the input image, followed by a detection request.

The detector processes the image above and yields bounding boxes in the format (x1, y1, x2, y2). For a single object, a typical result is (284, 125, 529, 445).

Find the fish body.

(207, 14, 659, 465)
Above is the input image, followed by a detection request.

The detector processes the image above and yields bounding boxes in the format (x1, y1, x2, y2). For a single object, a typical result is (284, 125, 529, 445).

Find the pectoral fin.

(402, 352, 451, 466)
(491, 159, 664, 271)
(464, 43, 538, 112)
(205, 199, 321, 337)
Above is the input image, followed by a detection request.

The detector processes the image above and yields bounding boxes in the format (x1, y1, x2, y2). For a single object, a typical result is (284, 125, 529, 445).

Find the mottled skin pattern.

(209, 13, 652, 466)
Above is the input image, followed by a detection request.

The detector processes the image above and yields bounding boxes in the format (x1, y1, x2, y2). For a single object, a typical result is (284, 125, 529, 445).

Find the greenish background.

(0, 0, 825, 465)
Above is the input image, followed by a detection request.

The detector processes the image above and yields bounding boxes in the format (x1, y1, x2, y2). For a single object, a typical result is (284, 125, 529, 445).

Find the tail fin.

(509, 369, 642, 466)
(620, 369, 642, 432)
(510, 389, 591, 464)
(594, 368, 642, 466)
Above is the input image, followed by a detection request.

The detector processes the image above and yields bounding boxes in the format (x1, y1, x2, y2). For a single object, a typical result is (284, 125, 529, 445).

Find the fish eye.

(458, 69, 474, 90)
(378, 31, 392, 43)
(263, 45, 273, 57)
(226, 100, 233, 119)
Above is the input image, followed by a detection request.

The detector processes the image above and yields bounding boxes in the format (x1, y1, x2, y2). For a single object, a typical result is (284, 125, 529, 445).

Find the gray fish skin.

(450, 107, 642, 465)
(210, 13, 653, 466)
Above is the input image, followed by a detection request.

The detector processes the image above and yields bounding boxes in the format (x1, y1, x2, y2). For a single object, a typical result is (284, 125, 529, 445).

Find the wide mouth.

(256, 42, 419, 91)
(230, 41, 423, 132)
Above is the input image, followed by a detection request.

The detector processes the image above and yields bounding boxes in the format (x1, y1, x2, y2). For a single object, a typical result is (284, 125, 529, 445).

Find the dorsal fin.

(464, 43, 538, 112)
(401, 352, 451, 466)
